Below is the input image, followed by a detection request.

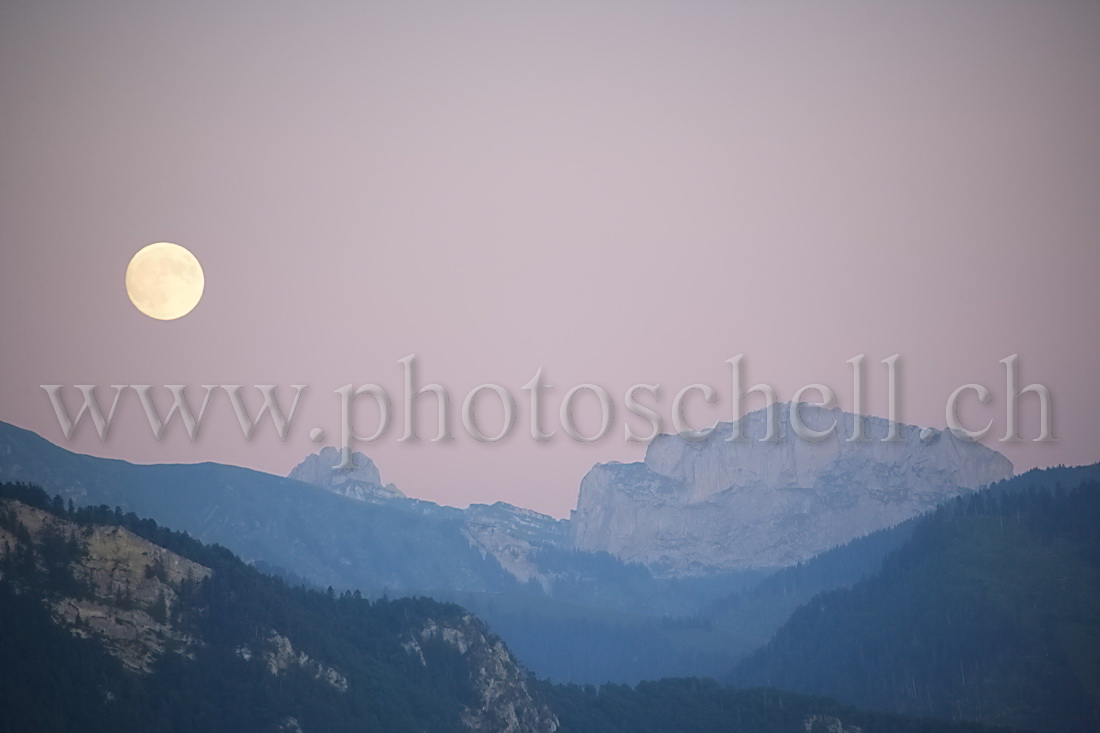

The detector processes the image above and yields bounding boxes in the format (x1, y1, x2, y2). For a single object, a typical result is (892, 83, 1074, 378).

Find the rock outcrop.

(804, 714, 863, 733)
(237, 630, 348, 692)
(1, 494, 561, 733)
(407, 613, 559, 733)
(571, 403, 1013, 574)
(0, 499, 211, 672)
(462, 502, 568, 587)
(289, 446, 406, 503)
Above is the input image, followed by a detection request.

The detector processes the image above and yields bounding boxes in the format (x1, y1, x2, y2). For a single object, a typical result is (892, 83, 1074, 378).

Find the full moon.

(125, 242, 205, 320)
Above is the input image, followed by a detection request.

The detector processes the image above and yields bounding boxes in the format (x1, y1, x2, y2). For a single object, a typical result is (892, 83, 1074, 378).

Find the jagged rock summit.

(289, 446, 406, 503)
(570, 402, 1013, 575)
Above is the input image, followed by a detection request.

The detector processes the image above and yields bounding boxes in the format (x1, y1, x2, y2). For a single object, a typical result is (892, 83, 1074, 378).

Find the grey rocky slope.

(571, 402, 1013, 574)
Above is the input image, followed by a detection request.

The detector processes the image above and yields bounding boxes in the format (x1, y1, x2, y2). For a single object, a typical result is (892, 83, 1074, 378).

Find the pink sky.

(2, 1, 1099, 517)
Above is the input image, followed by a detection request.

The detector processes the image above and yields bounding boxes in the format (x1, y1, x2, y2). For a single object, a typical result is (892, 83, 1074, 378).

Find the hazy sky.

(2, 1, 1099, 517)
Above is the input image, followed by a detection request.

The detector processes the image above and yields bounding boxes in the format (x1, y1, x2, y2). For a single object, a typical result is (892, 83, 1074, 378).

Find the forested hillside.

(0, 482, 557, 733)
(542, 678, 1013, 733)
(0, 481, 1019, 733)
(732, 475, 1100, 733)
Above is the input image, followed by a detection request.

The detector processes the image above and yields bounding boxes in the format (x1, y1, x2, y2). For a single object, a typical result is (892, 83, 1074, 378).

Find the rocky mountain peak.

(571, 403, 1013, 575)
(288, 447, 406, 502)
(642, 402, 1012, 500)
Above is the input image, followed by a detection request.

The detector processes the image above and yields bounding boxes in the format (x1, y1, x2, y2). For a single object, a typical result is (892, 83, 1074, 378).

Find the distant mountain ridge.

(0, 422, 714, 613)
(287, 447, 570, 588)
(1, 404, 1013, 589)
(0, 416, 1018, 686)
(0, 421, 522, 595)
(571, 403, 1013, 574)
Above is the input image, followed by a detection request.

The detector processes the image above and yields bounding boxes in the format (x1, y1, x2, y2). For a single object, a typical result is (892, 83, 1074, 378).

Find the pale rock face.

(570, 403, 1013, 575)
(804, 714, 863, 733)
(412, 614, 559, 733)
(288, 447, 406, 503)
(462, 503, 568, 586)
(277, 718, 305, 733)
(242, 630, 348, 693)
(0, 500, 212, 673)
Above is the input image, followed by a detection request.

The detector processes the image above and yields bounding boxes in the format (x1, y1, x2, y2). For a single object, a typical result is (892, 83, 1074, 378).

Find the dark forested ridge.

(0, 481, 1016, 733)
(731, 473, 1100, 733)
(0, 482, 555, 733)
(542, 679, 1014, 733)
(704, 519, 918, 657)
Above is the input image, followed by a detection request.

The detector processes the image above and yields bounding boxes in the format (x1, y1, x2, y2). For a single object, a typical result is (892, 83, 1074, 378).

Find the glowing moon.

(125, 242, 205, 320)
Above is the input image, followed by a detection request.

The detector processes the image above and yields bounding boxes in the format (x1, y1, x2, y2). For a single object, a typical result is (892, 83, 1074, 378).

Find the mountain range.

(1, 407, 1097, 731)
(0, 406, 1019, 685)
(1, 404, 1011, 587)
(0, 480, 1018, 733)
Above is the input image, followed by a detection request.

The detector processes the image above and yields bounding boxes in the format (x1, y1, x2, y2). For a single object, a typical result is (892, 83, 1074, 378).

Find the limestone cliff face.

(0, 499, 359, 693)
(1, 495, 561, 733)
(462, 503, 568, 587)
(0, 499, 211, 672)
(405, 613, 559, 733)
(571, 404, 1013, 574)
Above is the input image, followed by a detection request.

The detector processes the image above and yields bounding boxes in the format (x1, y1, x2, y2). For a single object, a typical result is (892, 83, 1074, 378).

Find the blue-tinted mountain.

(0, 421, 521, 594)
(0, 418, 1022, 688)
